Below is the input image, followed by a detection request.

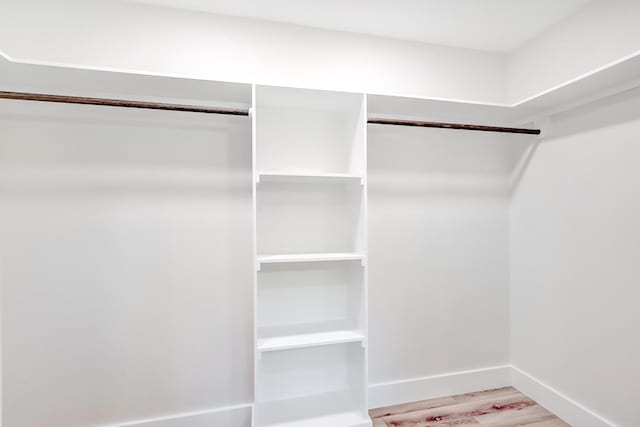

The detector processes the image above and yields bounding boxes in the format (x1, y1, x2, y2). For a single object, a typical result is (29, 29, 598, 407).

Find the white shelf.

(258, 329, 364, 352)
(0, 56, 252, 112)
(368, 52, 640, 127)
(263, 411, 371, 427)
(257, 252, 365, 265)
(257, 171, 363, 184)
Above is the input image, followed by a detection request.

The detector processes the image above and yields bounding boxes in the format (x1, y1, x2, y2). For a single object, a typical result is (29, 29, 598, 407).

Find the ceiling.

(119, 0, 591, 53)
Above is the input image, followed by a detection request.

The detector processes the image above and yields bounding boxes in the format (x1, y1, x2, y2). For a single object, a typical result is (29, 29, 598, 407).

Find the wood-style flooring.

(369, 387, 570, 426)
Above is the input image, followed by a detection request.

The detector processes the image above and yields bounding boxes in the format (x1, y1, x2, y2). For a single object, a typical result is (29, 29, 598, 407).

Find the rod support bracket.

(534, 116, 552, 139)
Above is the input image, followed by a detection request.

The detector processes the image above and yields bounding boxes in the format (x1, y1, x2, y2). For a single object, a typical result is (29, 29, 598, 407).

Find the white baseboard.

(368, 365, 511, 409)
(510, 366, 616, 427)
(107, 403, 252, 427)
(101, 365, 616, 427)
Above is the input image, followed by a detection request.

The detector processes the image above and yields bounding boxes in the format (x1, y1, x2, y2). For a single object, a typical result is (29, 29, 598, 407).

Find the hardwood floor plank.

(373, 418, 389, 427)
(474, 404, 562, 426)
(408, 419, 480, 427)
(452, 387, 523, 403)
(369, 396, 457, 419)
(378, 390, 533, 424)
(377, 411, 476, 426)
(376, 416, 481, 427)
(370, 387, 568, 427)
(522, 418, 571, 427)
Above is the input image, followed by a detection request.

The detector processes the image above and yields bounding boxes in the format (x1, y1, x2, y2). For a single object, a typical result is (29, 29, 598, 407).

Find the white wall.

(368, 125, 531, 386)
(510, 87, 640, 427)
(508, 0, 640, 104)
(4, 0, 640, 108)
(0, 0, 506, 104)
(0, 101, 253, 427)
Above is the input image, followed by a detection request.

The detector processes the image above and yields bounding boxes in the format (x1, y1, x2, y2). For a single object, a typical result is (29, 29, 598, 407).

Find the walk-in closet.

(1, 1, 639, 426)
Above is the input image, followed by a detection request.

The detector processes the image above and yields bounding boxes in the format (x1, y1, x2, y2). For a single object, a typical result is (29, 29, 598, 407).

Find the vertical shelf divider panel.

(360, 93, 369, 419)
(253, 85, 370, 427)
(251, 83, 259, 427)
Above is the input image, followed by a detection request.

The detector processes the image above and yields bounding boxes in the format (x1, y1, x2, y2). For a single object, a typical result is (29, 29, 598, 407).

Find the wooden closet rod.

(368, 117, 540, 135)
(0, 90, 250, 116)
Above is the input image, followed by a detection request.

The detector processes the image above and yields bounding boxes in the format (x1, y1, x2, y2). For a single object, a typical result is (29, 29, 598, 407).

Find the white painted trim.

(90, 365, 618, 426)
(104, 402, 253, 427)
(368, 365, 511, 409)
(2, 44, 640, 110)
(510, 366, 617, 427)
(510, 49, 640, 107)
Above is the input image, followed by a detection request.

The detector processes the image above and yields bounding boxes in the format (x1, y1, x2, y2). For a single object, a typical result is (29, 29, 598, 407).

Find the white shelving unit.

(252, 85, 370, 427)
